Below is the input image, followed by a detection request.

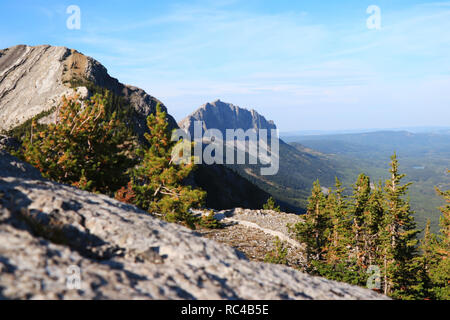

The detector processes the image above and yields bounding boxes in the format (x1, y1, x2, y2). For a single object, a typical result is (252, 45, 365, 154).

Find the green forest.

(286, 131, 450, 234)
(289, 157, 449, 300)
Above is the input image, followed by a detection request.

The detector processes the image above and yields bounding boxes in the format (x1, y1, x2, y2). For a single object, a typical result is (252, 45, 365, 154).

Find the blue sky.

(1, 0, 449, 131)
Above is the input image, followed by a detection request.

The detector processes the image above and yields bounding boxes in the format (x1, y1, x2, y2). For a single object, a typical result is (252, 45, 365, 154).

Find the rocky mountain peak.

(0, 44, 176, 137)
(179, 100, 276, 137)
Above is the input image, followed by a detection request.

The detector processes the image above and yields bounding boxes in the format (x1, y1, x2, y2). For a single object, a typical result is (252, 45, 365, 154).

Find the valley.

(283, 130, 450, 233)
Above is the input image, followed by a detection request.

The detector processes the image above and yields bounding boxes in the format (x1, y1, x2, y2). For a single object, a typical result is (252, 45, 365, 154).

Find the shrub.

(264, 237, 289, 265)
(199, 210, 223, 229)
(263, 196, 281, 212)
(16, 93, 137, 194)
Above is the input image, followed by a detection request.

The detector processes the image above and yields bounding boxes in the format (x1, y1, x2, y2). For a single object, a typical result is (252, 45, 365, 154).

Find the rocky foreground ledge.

(0, 151, 387, 300)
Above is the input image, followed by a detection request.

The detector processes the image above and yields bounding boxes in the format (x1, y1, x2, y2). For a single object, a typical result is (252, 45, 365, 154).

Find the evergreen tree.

(263, 196, 281, 212)
(366, 182, 385, 268)
(350, 173, 372, 268)
(416, 220, 439, 299)
(313, 177, 367, 286)
(428, 182, 450, 299)
(120, 104, 206, 228)
(291, 155, 443, 299)
(324, 177, 352, 265)
(17, 93, 136, 194)
(199, 210, 223, 229)
(381, 153, 420, 299)
(414, 173, 450, 300)
(264, 237, 289, 265)
(293, 180, 330, 265)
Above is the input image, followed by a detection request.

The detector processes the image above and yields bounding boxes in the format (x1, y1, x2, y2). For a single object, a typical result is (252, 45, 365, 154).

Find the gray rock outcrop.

(0, 135, 20, 151)
(0, 45, 176, 136)
(179, 99, 277, 137)
(0, 151, 388, 300)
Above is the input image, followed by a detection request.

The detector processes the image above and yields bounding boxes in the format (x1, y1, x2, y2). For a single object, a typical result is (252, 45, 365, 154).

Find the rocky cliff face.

(178, 100, 276, 209)
(179, 99, 277, 137)
(0, 151, 387, 300)
(0, 45, 176, 136)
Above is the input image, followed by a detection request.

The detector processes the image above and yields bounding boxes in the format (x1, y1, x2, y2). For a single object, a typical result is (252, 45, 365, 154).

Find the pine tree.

(264, 237, 289, 265)
(429, 182, 450, 299)
(366, 181, 385, 267)
(381, 153, 420, 298)
(17, 93, 136, 194)
(291, 155, 444, 299)
(293, 180, 330, 266)
(123, 104, 206, 228)
(416, 220, 439, 299)
(415, 175, 450, 300)
(263, 196, 281, 212)
(324, 177, 351, 265)
(350, 173, 372, 268)
(312, 177, 368, 285)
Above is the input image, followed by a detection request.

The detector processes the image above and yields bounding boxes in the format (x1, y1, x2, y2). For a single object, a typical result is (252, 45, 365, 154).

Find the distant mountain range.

(281, 126, 450, 137)
(284, 130, 450, 158)
(287, 130, 450, 233)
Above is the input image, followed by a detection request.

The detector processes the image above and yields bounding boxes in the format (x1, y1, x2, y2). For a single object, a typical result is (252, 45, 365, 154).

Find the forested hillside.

(291, 155, 449, 299)
(285, 131, 450, 233)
